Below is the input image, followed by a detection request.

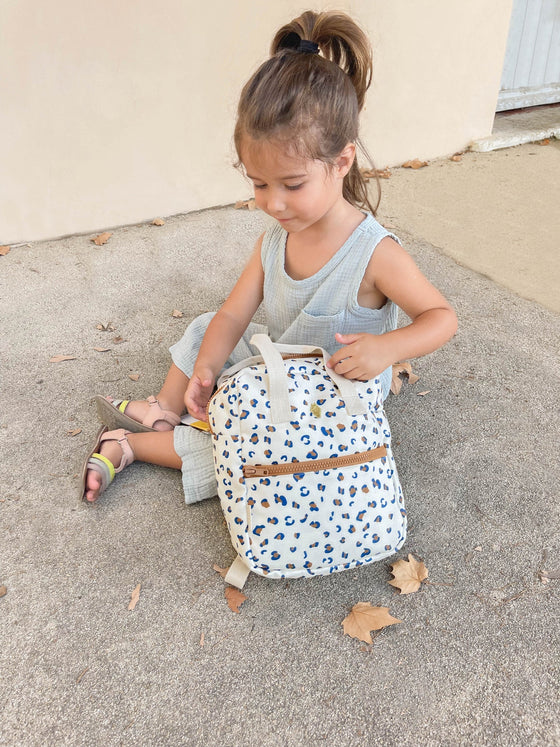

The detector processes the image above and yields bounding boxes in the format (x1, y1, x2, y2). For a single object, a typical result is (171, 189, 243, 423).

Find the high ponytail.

(271, 10, 371, 111)
(235, 10, 380, 214)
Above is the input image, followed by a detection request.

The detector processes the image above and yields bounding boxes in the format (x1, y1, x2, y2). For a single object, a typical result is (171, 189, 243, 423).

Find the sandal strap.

(144, 395, 181, 429)
(87, 455, 113, 493)
(99, 428, 135, 473)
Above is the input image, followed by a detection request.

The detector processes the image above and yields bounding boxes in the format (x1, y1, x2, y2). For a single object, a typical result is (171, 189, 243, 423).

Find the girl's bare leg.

(108, 363, 189, 428)
(85, 430, 181, 502)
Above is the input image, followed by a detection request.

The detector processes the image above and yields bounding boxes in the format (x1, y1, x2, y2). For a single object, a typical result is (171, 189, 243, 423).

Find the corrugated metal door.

(497, 0, 560, 111)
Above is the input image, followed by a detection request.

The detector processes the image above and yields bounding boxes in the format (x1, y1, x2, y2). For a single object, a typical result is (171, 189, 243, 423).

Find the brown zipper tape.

(243, 445, 387, 478)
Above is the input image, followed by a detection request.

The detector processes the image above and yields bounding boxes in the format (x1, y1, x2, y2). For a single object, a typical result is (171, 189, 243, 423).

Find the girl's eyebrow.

(247, 173, 307, 181)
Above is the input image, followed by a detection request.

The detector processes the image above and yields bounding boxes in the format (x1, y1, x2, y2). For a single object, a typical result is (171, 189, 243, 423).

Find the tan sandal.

(80, 427, 135, 503)
(95, 394, 181, 433)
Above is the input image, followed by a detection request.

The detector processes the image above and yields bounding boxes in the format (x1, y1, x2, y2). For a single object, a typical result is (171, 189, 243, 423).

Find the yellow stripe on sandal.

(91, 452, 116, 482)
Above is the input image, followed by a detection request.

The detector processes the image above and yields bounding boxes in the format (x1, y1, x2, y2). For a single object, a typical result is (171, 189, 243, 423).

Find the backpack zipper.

(242, 445, 387, 478)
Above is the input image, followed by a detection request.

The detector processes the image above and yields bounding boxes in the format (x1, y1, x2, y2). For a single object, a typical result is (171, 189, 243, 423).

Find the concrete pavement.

(1, 142, 559, 746)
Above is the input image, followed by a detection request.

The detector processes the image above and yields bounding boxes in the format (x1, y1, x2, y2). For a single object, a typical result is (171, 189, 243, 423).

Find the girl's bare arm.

(328, 236, 457, 380)
(185, 236, 265, 419)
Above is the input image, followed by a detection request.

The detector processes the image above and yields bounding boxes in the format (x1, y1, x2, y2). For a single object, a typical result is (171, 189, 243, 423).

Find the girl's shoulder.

(359, 213, 401, 246)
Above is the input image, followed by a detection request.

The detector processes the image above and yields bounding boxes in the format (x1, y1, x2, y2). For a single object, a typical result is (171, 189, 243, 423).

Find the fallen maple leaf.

(171, 309, 184, 318)
(388, 554, 428, 594)
(213, 564, 228, 579)
(152, 218, 165, 226)
(390, 362, 419, 395)
(0, 246, 10, 256)
(92, 232, 112, 246)
(128, 373, 140, 381)
(67, 428, 82, 437)
(49, 355, 77, 363)
(402, 159, 428, 169)
(342, 603, 402, 643)
(225, 586, 247, 613)
(360, 167, 391, 181)
(234, 198, 256, 211)
(128, 583, 141, 610)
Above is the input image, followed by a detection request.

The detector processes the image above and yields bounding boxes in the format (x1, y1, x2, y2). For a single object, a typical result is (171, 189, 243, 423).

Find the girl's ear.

(335, 143, 356, 178)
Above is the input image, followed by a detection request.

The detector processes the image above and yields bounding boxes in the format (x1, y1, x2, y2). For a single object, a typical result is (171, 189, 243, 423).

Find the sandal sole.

(95, 395, 156, 434)
(80, 424, 108, 504)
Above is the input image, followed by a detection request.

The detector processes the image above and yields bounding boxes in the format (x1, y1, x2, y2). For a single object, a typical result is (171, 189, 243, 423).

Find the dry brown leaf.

(390, 362, 419, 395)
(93, 346, 110, 353)
(450, 154, 463, 162)
(0, 585, 7, 598)
(0, 245, 10, 256)
(417, 390, 431, 397)
(402, 159, 428, 169)
(128, 373, 140, 381)
(67, 428, 82, 437)
(389, 554, 428, 594)
(171, 309, 184, 318)
(538, 138, 550, 146)
(540, 569, 560, 579)
(234, 198, 256, 211)
(112, 336, 125, 344)
(49, 355, 77, 363)
(342, 603, 402, 643)
(360, 167, 391, 181)
(213, 564, 228, 579)
(92, 232, 112, 246)
(152, 218, 165, 226)
(96, 322, 115, 331)
(225, 586, 247, 613)
(128, 583, 141, 611)
(200, 632, 205, 647)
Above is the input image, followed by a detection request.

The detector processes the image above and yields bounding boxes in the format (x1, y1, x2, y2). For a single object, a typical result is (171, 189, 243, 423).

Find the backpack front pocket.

(243, 447, 405, 577)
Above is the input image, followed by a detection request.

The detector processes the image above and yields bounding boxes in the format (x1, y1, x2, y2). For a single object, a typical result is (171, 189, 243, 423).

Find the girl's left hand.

(326, 332, 393, 381)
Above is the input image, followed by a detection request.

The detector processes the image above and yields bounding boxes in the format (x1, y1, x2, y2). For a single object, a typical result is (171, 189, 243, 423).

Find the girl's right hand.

(185, 368, 215, 422)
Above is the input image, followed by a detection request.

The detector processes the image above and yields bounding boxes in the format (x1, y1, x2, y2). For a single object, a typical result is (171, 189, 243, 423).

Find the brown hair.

(234, 10, 380, 214)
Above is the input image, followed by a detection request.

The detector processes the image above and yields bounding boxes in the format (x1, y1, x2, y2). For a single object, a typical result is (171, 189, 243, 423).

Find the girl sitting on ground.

(82, 9, 457, 503)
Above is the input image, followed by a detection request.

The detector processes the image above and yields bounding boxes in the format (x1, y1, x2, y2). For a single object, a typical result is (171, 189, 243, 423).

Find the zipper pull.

(243, 465, 269, 477)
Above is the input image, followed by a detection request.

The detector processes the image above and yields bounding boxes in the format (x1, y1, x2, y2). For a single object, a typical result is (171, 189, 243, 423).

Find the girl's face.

(240, 138, 352, 233)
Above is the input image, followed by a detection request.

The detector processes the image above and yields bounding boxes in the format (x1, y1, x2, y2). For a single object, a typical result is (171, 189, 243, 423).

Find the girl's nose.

(266, 190, 286, 214)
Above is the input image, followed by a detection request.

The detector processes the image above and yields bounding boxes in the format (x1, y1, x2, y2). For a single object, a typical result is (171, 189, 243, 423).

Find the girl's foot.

(95, 395, 182, 433)
(83, 428, 135, 503)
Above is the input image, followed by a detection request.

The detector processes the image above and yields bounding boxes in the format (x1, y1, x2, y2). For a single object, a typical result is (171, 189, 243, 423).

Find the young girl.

(82, 9, 457, 504)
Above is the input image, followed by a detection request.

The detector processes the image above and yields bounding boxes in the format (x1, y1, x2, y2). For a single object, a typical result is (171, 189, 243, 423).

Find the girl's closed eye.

(286, 183, 303, 191)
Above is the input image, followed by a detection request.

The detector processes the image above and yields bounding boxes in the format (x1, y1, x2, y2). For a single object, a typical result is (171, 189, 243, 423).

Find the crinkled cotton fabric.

(170, 213, 401, 504)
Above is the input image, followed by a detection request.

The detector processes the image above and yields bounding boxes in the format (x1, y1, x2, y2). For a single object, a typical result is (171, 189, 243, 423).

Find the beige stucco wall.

(1, 0, 512, 244)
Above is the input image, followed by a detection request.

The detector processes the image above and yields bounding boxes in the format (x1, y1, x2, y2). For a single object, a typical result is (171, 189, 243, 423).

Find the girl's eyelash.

(252, 183, 304, 191)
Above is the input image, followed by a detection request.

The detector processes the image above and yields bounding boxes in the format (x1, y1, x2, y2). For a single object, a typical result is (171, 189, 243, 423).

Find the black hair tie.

(280, 32, 320, 55)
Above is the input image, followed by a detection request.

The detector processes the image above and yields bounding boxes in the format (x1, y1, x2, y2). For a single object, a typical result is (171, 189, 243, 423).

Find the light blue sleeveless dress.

(170, 213, 400, 503)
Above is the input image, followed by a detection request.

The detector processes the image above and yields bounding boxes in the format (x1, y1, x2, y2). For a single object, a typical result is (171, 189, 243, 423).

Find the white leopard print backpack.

(207, 335, 407, 589)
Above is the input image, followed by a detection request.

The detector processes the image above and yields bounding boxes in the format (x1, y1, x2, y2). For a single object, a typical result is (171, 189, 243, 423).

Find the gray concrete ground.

(1, 143, 559, 746)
